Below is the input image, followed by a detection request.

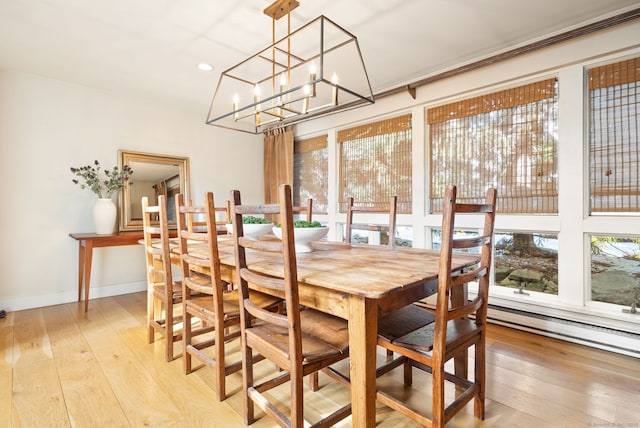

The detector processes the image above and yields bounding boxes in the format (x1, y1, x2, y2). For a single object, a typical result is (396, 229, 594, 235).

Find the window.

(293, 135, 328, 213)
(428, 79, 558, 214)
(431, 229, 559, 295)
(590, 235, 640, 307)
(494, 232, 558, 295)
(338, 114, 412, 213)
(588, 56, 640, 214)
(587, 57, 640, 309)
(427, 80, 560, 295)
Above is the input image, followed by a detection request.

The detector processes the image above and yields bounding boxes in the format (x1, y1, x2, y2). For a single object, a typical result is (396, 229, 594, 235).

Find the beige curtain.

(264, 126, 294, 222)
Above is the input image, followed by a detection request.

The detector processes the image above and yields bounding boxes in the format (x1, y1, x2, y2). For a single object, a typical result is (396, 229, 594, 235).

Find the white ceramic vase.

(93, 198, 117, 235)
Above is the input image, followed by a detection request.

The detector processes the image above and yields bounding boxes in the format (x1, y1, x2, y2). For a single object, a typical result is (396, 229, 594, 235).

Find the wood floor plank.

(117, 322, 245, 427)
(112, 292, 148, 324)
(487, 337, 640, 410)
(485, 326, 640, 426)
(0, 312, 15, 428)
(487, 325, 640, 377)
(71, 296, 185, 427)
(488, 363, 614, 425)
(10, 309, 69, 427)
(42, 304, 129, 427)
(6, 293, 640, 428)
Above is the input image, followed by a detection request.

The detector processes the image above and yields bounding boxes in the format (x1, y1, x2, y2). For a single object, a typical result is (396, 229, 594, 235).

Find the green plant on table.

(228, 215, 272, 224)
(274, 220, 323, 228)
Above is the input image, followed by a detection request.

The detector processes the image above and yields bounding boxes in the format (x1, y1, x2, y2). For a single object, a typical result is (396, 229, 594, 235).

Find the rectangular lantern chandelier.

(206, 0, 374, 134)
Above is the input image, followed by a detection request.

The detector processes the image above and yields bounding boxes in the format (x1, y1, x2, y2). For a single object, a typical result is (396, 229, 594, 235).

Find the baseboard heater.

(413, 301, 640, 358)
(486, 304, 640, 358)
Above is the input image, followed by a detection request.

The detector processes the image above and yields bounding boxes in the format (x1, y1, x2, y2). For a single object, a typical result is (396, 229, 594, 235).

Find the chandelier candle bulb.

(331, 73, 339, 105)
(253, 85, 260, 104)
(278, 73, 287, 111)
(303, 84, 310, 113)
(253, 85, 262, 124)
(233, 95, 239, 120)
(309, 63, 317, 96)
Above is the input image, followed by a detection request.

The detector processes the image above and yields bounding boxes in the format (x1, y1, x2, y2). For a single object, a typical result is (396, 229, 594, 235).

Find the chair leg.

(242, 343, 255, 425)
(165, 301, 173, 362)
(454, 349, 468, 379)
(214, 319, 226, 401)
(183, 309, 192, 375)
(291, 366, 304, 426)
(310, 372, 319, 391)
(403, 360, 413, 385)
(147, 290, 155, 344)
(474, 335, 486, 420)
(432, 364, 445, 428)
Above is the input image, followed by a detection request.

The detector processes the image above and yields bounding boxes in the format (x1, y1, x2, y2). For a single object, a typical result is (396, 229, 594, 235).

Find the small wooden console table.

(69, 232, 146, 312)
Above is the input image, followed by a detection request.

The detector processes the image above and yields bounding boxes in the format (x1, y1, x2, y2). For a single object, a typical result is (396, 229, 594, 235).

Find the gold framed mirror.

(118, 150, 190, 231)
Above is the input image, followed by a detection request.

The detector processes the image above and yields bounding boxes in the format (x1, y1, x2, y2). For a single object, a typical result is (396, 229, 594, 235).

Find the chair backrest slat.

(345, 195, 398, 247)
(292, 198, 313, 222)
(452, 234, 492, 250)
(188, 199, 231, 234)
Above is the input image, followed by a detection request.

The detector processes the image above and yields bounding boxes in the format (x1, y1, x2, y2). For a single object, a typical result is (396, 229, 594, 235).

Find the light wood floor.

(1, 292, 639, 427)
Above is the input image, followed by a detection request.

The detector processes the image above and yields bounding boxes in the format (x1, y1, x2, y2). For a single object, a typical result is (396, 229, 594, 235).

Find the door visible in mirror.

(118, 150, 190, 231)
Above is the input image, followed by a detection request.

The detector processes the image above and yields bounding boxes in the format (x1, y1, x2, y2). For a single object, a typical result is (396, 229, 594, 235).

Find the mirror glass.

(118, 150, 190, 231)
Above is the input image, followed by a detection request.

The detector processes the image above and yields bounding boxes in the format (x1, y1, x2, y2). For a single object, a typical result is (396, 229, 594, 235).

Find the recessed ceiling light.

(198, 63, 214, 72)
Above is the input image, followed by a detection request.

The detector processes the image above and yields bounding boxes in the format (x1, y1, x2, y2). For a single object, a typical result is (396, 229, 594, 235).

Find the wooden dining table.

(172, 236, 478, 427)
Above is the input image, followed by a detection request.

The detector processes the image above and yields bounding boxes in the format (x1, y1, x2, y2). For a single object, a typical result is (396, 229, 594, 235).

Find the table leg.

(451, 284, 468, 378)
(83, 240, 94, 312)
(77, 241, 85, 302)
(348, 296, 377, 427)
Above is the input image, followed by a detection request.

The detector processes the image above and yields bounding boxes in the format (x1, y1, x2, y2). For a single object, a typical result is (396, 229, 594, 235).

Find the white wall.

(0, 70, 262, 311)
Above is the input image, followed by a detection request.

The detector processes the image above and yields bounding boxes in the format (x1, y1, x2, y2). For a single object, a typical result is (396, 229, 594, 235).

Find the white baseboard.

(0, 281, 147, 312)
(487, 305, 640, 358)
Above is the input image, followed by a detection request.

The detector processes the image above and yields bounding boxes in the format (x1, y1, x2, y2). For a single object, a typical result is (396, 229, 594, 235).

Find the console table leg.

(83, 241, 94, 312)
(78, 241, 85, 302)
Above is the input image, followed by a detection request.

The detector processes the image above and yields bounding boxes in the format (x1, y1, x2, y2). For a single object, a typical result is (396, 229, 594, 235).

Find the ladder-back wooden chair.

(345, 196, 397, 247)
(230, 184, 351, 427)
(345, 195, 398, 358)
(187, 199, 230, 234)
(376, 185, 497, 427)
(292, 198, 313, 222)
(141, 195, 182, 362)
(175, 192, 280, 401)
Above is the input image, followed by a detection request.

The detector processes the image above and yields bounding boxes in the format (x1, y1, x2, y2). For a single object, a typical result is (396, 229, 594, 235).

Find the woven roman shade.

(588, 56, 640, 213)
(428, 79, 558, 213)
(293, 135, 328, 213)
(338, 114, 412, 213)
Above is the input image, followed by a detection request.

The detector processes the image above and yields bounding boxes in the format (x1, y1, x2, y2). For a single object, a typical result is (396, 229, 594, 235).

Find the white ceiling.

(1, 0, 639, 112)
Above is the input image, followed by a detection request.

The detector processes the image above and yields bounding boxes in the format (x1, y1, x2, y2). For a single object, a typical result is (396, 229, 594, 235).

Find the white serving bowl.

(226, 222, 274, 239)
(272, 226, 329, 253)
